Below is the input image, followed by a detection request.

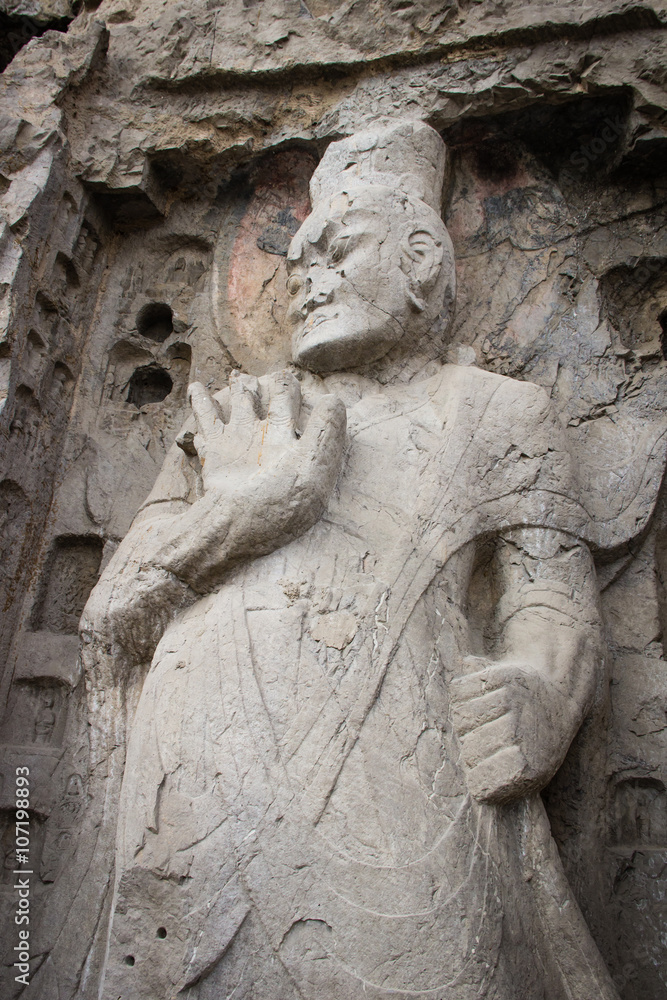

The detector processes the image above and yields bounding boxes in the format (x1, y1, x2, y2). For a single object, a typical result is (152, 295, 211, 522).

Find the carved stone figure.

(82, 122, 620, 999)
(34, 690, 56, 744)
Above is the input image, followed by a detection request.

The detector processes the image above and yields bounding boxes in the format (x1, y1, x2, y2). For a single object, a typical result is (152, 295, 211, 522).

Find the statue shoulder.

(432, 365, 556, 431)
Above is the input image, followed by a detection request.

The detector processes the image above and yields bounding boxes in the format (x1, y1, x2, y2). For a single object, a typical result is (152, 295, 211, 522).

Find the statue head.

(286, 121, 456, 373)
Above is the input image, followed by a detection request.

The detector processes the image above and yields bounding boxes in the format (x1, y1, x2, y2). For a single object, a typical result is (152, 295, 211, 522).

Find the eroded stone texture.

(1, 4, 667, 999)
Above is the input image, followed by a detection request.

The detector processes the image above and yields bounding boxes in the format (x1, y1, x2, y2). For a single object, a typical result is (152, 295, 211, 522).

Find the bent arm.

(80, 384, 346, 678)
(452, 527, 603, 803)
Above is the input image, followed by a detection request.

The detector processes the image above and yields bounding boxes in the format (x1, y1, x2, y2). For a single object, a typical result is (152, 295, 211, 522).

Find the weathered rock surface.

(0, 3, 666, 999)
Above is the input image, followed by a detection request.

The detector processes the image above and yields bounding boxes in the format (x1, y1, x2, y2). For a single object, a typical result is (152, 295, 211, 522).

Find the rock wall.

(0, 2, 667, 997)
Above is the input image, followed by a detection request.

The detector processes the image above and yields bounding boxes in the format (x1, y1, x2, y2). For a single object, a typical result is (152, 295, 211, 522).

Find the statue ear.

(401, 230, 444, 312)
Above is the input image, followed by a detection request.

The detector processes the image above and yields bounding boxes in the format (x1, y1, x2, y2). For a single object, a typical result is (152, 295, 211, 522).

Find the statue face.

(286, 195, 415, 372)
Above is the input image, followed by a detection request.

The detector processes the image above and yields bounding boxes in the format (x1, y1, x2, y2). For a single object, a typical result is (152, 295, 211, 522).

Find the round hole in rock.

(136, 302, 173, 343)
(157, 927, 167, 939)
(126, 365, 173, 408)
(124, 955, 135, 967)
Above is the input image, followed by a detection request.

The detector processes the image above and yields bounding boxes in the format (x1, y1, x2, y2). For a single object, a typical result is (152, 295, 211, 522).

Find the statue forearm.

(495, 527, 602, 719)
(451, 527, 602, 804)
(152, 456, 340, 593)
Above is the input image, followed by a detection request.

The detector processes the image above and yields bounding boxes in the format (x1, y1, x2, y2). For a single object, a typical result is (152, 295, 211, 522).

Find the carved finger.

(459, 713, 518, 768)
(264, 370, 301, 444)
(228, 372, 260, 431)
(297, 394, 346, 457)
(450, 688, 510, 737)
(288, 395, 347, 507)
(451, 667, 507, 702)
(189, 382, 224, 443)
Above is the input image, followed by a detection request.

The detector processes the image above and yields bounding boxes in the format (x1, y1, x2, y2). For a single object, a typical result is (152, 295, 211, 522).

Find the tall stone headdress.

(309, 120, 449, 213)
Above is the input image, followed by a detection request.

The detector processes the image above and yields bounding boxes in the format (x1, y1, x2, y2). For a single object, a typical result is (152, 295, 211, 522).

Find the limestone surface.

(0, 4, 667, 1000)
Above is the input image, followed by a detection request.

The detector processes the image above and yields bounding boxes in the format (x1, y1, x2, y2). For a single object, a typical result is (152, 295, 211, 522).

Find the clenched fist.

(450, 656, 582, 804)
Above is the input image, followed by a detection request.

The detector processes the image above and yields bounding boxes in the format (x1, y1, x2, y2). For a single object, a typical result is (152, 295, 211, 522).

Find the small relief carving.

(1, 810, 17, 885)
(48, 362, 74, 408)
(33, 535, 104, 635)
(72, 220, 101, 277)
(0, 808, 46, 885)
(0, 681, 64, 747)
(34, 691, 57, 745)
(0, 480, 31, 620)
(61, 774, 85, 821)
(40, 773, 87, 884)
(1, 847, 16, 886)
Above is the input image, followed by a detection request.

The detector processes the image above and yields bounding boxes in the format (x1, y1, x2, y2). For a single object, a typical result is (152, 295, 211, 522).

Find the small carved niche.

(52, 252, 80, 297)
(0, 680, 66, 747)
(62, 191, 78, 217)
(0, 479, 31, 615)
(136, 302, 173, 343)
(599, 257, 667, 352)
(611, 777, 667, 848)
(48, 361, 74, 405)
(165, 342, 192, 363)
(25, 329, 46, 380)
(32, 535, 104, 635)
(35, 290, 58, 319)
(126, 365, 173, 408)
(165, 342, 192, 387)
(32, 292, 59, 352)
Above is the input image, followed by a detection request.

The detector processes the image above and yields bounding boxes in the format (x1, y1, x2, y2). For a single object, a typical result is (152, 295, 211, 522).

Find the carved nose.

(301, 270, 336, 316)
(305, 286, 334, 312)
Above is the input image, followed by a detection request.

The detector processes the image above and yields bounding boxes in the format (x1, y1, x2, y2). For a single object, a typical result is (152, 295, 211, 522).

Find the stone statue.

(82, 121, 620, 999)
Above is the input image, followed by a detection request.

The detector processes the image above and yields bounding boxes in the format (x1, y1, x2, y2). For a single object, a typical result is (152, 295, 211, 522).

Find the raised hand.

(187, 371, 304, 494)
(450, 656, 581, 804)
(155, 369, 346, 592)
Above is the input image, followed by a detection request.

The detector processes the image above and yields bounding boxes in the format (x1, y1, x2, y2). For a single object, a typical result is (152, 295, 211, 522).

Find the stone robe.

(101, 363, 618, 1000)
